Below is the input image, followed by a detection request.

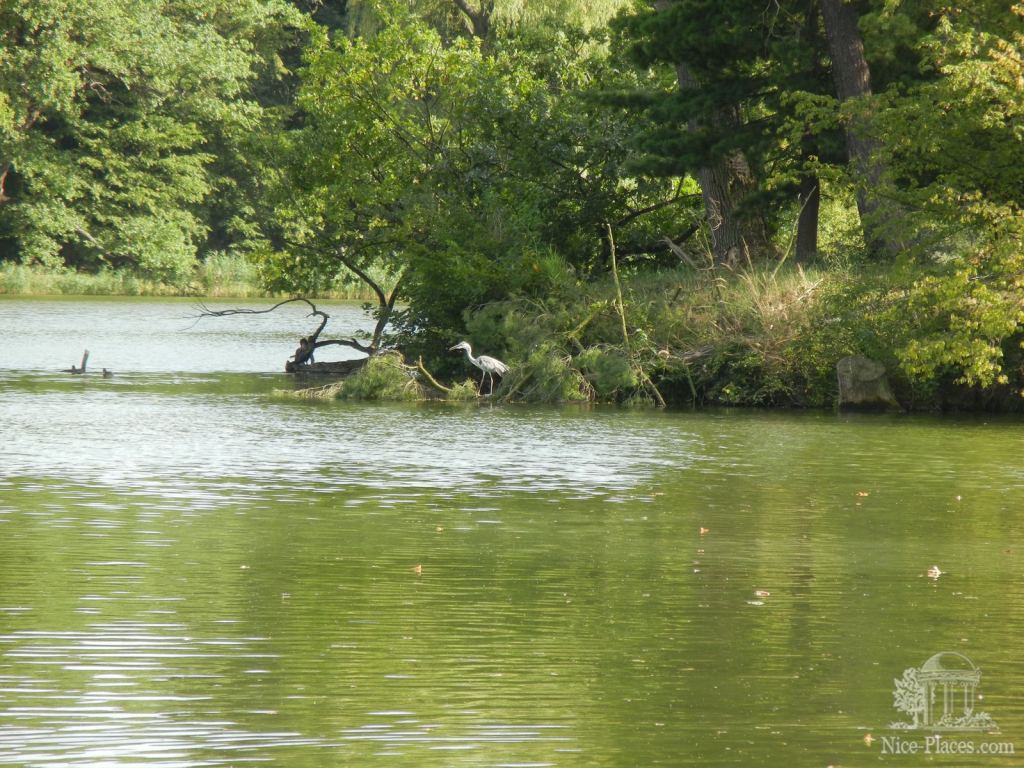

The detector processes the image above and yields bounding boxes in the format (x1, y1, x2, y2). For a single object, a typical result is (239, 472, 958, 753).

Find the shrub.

(446, 379, 484, 401)
(336, 353, 422, 401)
(575, 346, 636, 399)
(500, 343, 591, 403)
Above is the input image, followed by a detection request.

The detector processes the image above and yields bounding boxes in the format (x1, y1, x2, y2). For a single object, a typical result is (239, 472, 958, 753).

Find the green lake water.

(0, 297, 1022, 767)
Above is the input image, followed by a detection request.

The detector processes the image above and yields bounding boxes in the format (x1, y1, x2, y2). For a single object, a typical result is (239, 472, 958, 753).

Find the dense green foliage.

(2, 0, 1022, 407)
(0, 0, 301, 284)
(613, 0, 838, 249)
(265, 3, 687, 364)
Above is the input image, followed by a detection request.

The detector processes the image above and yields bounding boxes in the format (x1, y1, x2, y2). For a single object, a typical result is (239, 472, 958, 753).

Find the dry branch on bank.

(194, 297, 375, 372)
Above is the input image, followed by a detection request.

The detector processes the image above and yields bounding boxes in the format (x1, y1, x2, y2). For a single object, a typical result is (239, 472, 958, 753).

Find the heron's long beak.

(448, 344, 459, 351)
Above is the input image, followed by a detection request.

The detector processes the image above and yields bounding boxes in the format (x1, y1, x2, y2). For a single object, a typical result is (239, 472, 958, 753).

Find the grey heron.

(450, 341, 508, 395)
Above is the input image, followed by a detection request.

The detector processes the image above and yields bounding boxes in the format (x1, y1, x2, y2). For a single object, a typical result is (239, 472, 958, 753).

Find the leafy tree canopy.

(264, 1, 690, 361)
(0, 0, 302, 282)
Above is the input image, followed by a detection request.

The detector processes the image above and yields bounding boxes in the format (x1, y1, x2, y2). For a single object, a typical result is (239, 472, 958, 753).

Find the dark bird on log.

(102, 368, 113, 378)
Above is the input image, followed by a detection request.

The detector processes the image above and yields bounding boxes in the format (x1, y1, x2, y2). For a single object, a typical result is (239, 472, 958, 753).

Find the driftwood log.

(291, 359, 368, 376)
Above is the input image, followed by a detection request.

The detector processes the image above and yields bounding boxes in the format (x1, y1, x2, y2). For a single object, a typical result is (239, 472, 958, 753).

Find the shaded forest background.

(2, 0, 1022, 407)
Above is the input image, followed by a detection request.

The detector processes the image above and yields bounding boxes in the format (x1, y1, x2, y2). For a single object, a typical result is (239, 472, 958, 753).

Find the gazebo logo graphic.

(890, 652, 997, 731)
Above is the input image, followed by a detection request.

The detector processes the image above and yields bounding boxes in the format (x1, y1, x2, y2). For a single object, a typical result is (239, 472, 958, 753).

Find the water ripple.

(0, 385, 695, 501)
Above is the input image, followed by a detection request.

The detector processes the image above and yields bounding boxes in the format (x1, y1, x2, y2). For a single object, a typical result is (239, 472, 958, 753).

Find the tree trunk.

(0, 161, 10, 205)
(452, 0, 492, 42)
(820, 0, 898, 258)
(820, 0, 872, 104)
(694, 158, 744, 265)
(675, 63, 765, 265)
(795, 174, 820, 263)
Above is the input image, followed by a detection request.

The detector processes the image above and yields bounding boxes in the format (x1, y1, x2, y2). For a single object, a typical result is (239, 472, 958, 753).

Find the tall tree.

(614, 0, 843, 264)
(264, 4, 685, 361)
(0, 0, 300, 281)
(819, 0, 899, 257)
(861, 1, 1024, 389)
(613, 2, 766, 264)
(672, 60, 759, 266)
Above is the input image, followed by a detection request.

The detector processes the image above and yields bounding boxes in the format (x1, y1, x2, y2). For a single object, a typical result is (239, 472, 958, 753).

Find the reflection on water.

(1, 298, 1023, 767)
(0, 296, 374, 373)
(0, 378, 694, 502)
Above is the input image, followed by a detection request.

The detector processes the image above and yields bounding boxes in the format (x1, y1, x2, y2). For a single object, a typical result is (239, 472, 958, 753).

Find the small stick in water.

(65, 350, 90, 374)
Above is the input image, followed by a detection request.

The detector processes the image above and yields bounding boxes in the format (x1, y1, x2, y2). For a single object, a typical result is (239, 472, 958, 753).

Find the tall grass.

(463, 260, 842, 405)
(0, 263, 181, 296)
(664, 263, 827, 354)
(0, 253, 386, 300)
(196, 251, 263, 297)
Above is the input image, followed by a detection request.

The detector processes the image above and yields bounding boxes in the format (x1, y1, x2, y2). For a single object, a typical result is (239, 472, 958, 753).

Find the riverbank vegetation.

(0, 254, 385, 299)
(2, 0, 1022, 408)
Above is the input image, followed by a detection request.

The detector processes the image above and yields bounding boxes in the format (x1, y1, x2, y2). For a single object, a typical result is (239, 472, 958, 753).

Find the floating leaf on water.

(755, 589, 771, 597)
(699, 527, 710, 535)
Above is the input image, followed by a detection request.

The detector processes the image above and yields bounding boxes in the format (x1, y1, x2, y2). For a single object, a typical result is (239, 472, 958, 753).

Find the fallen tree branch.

(416, 356, 452, 393)
(193, 297, 373, 371)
